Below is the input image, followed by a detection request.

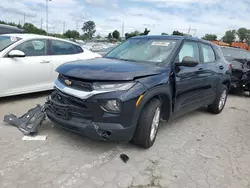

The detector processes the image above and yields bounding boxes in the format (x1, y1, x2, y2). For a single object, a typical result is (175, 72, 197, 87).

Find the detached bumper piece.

(3, 105, 46, 135)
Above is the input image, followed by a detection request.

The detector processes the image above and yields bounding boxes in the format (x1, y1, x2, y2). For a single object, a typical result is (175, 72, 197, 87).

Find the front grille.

(58, 74, 93, 92)
(48, 90, 93, 119)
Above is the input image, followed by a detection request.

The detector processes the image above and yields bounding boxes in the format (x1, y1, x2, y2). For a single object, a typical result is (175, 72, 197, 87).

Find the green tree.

(244, 29, 250, 45)
(64, 30, 80, 39)
(96, 34, 101, 39)
(125, 30, 141, 39)
(82, 20, 96, 39)
(161, 32, 168, 35)
(202, 34, 217, 41)
(108, 33, 112, 39)
(23, 23, 46, 35)
(237, 28, 248, 42)
(172, 30, 184, 36)
(140, 28, 150, 35)
(112, 30, 120, 39)
(222, 30, 236, 44)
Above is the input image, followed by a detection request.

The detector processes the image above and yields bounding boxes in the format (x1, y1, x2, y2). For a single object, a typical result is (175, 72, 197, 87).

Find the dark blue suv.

(46, 35, 231, 148)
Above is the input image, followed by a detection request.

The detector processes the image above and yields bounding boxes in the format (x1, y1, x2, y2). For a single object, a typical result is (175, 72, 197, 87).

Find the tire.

(208, 84, 228, 114)
(132, 98, 162, 149)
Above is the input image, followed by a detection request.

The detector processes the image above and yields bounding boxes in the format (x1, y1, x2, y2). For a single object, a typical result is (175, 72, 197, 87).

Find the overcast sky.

(1, 0, 250, 38)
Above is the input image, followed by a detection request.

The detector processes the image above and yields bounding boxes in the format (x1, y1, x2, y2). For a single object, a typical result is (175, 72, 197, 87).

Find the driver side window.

(176, 41, 200, 62)
(14, 39, 48, 57)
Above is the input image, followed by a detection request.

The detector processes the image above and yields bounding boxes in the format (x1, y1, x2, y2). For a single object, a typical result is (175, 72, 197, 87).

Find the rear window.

(0, 36, 21, 52)
(220, 47, 247, 59)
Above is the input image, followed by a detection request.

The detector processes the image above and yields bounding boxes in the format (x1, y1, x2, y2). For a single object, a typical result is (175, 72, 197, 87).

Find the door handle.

(40, 60, 50, 64)
(219, 65, 224, 70)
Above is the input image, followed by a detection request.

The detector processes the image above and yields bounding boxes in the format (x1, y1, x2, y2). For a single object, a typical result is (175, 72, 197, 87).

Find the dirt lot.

(0, 91, 250, 188)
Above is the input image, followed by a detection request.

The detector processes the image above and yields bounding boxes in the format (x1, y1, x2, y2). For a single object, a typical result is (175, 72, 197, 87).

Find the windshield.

(105, 38, 177, 66)
(0, 36, 21, 52)
(220, 47, 247, 59)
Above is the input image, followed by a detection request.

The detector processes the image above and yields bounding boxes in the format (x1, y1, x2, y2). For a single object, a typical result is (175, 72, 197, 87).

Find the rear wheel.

(132, 98, 161, 149)
(208, 84, 228, 114)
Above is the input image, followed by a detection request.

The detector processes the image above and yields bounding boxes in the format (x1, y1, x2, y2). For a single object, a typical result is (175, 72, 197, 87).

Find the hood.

(224, 56, 246, 71)
(56, 58, 166, 81)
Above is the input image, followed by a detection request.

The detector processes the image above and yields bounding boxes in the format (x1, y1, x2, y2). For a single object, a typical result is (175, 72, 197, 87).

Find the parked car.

(0, 34, 101, 97)
(220, 46, 250, 93)
(46, 35, 231, 149)
(93, 46, 115, 56)
(0, 24, 24, 34)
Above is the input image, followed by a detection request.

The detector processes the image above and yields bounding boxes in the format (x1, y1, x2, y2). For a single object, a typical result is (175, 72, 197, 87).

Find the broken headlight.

(101, 100, 121, 113)
(93, 82, 135, 91)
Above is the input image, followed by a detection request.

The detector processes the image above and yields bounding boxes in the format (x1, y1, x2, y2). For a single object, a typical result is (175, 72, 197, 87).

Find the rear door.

(198, 42, 221, 98)
(174, 40, 213, 116)
(50, 40, 80, 81)
(0, 39, 51, 96)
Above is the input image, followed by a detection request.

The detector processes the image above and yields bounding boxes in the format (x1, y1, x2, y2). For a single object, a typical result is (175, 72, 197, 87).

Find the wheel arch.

(222, 79, 231, 89)
(131, 84, 172, 129)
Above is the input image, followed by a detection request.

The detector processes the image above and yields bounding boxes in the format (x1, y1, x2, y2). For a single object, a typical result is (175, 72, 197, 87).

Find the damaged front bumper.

(45, 90, 136, 142)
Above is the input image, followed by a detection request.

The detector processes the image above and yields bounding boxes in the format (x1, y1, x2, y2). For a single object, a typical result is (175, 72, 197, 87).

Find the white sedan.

(0, 34, 101, 97)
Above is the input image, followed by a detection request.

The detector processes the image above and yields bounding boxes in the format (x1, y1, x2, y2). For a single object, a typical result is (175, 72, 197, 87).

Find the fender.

(131, 84, 172, 129)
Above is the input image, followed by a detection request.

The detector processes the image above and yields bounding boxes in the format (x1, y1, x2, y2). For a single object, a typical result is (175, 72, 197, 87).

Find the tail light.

(228, 63, 232, 68)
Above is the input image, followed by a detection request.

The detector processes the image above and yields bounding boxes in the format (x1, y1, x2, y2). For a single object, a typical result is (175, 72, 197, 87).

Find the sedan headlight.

(93, 82, 135, 91)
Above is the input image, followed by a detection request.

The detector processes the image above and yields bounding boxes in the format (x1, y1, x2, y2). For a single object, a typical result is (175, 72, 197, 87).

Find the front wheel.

(208, 84, 228, 114)
(132, 98, 162, 149)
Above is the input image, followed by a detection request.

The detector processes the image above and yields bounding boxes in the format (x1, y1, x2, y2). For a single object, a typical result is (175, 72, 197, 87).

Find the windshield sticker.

(151, 41, 170, 46)
(32, 41, 45, 50)
(10, 36, 17, 42)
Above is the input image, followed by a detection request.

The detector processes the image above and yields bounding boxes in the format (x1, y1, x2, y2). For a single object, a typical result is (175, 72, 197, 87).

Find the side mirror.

(175, 56, 199, 67)
(8, 50, 25, 58)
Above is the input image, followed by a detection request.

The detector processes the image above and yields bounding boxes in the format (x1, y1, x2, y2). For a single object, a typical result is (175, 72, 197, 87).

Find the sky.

(1, 0, 250, 38)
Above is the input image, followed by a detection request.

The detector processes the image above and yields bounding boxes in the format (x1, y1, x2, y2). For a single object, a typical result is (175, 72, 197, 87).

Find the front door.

(173, 41, 213, 117)
(1, 39, 51, 96)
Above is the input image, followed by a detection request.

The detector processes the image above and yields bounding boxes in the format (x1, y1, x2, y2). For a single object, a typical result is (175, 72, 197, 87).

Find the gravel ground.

(0, 91, 249, 188)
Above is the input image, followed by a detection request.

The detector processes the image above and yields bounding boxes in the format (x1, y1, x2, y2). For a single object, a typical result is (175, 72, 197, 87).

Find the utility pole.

(76, 21, 78, 31)
(41, 18, 43, 29)
(23, 13, 26, 26)
(45, 0, 52, 33)
(122, 22, 124, 38)
(187, 25, 197, 37)
(187, 25, 191, 35)
(193, 29, 197, 37)
(63, 21, 65, 34)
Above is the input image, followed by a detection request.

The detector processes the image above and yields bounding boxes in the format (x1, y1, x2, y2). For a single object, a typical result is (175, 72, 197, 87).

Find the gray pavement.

(0, 91, 250, 188)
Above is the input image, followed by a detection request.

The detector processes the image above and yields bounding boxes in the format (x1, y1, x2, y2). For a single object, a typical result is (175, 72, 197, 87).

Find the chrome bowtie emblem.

(64, 79, 72, 86)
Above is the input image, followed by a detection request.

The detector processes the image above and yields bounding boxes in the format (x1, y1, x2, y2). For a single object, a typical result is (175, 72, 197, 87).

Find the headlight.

(93, 82, 135, 91)
(101, 100, 121, 113)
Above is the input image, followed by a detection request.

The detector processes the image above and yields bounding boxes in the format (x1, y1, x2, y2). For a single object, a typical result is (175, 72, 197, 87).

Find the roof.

(1, 33, 79, 45)
(132, 35, 214, 45)
(0, 24, 24, 31)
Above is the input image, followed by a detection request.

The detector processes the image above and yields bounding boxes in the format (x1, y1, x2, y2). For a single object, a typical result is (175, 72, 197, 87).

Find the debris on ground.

(3, 104, 46, 135)
(120, 154, 129, 163)
(22, 135, 47, 141)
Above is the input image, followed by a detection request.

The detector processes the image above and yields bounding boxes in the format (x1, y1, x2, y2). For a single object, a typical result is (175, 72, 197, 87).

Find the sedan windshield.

(0, 36, 21, 52)
(105, 38, 177, 66)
